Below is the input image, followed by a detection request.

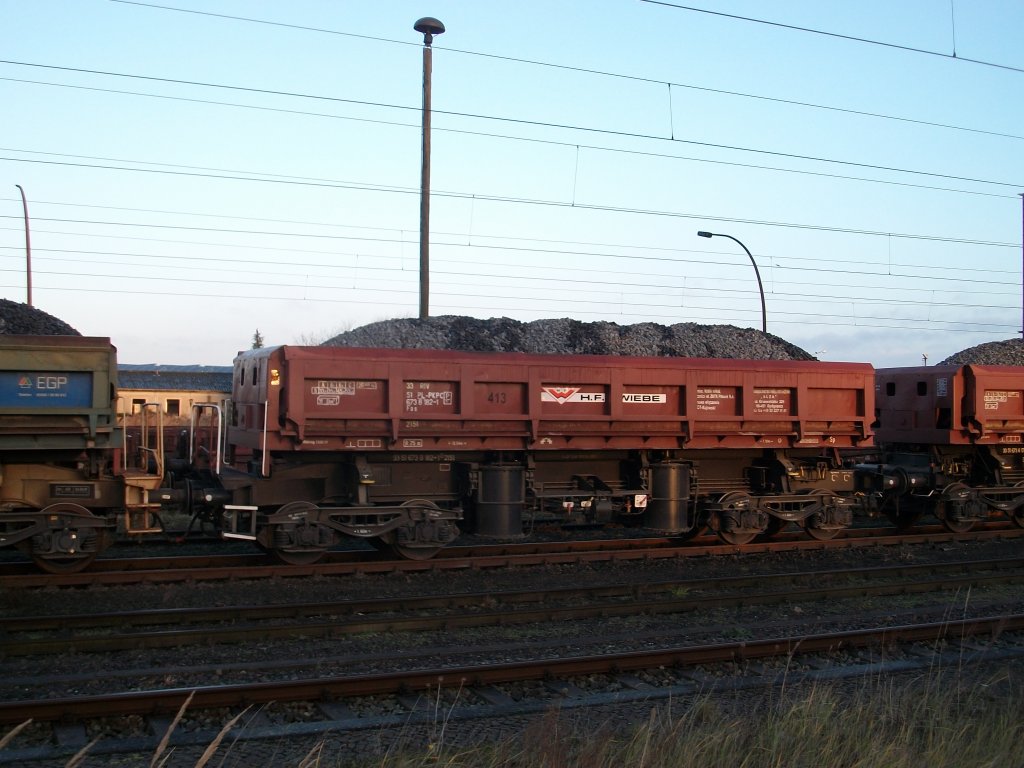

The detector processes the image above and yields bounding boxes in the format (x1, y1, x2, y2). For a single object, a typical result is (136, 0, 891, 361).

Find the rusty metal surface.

(231, 345, 875, 453)
(2, 524, 1023, 588)
(875, 364, 1024, 445)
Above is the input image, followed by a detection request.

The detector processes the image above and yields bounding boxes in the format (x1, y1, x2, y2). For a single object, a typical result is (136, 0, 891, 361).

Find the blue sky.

(2, 0, 1022, 366)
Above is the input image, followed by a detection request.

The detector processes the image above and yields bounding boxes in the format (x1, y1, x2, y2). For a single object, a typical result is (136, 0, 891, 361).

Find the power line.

(640, 0, 1024, 74)
(0, 76, 1014, 201)
(3, 262, 1014, 328)
(3, 236, 1015, 299)
(0, 163, 1018, 249)
(3, 255, 1013, 315)
(1, 61, 1020, 193)
(2, 226, 1019, 290)
(3, 197, 1021, 274)
(4, 232, 1018, 282)
(3, 219, 1020, 307)
(106, 3, 1024, 143)
(3, 279, 1014, 334)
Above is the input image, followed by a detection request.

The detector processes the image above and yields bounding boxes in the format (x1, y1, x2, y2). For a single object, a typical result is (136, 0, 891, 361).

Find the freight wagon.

(176, 345, 877, 563)
(855, 364, 1024, 530)
(0, 335, 165, 572)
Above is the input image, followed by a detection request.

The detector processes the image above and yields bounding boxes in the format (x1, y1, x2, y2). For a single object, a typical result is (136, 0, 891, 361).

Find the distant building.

(117, 364, 232, 423)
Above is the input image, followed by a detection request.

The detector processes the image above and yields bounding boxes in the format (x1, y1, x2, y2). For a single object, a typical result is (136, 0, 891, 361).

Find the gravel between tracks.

(3, 536, 1022, 687)
(2, 536, 1024, 766)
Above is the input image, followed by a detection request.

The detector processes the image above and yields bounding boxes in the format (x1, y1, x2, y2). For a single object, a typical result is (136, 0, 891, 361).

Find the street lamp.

(414, 16, 445, 319)
(697, 231, 766, 334)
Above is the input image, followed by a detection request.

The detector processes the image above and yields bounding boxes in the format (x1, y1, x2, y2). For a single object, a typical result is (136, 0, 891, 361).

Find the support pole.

(415, 17, 445, 320)
(15, 184, 31, 306)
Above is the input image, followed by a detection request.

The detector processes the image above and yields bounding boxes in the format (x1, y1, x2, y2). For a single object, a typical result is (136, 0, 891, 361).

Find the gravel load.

(325, 316, 815, 360)
(940, 338, 1024, 366)
(0, 299, 80, 335)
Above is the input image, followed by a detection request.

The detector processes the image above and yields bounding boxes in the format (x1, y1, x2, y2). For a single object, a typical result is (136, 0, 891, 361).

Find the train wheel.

(388, 499, 450, 560)
(941, 517, 975, 533)
(392, 541, 444, 561)
(803, 519, 842, 541)
(274, 547, 327, 566)
(936, 483, 977, 533)
(802, 491, 846, 541)
(267, 502, 330, 565)
(1011, 483, 1024, 528)
(20, 503, 111, 574)
(385, 529, 444, 561)
(712, 493, 760, 545)
(717, 529, 757, 545)
(23, 546, 104, 575)
(940, 516, 975, 533)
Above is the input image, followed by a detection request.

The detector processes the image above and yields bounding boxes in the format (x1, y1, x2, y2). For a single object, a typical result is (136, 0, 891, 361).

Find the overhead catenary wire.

(106, 1, 1024, 139)
(0, 251, 1015, 314)
(2, 3, 1020, 354)
(0, 276, 1013, 334)
(1, 198, 1020, 274)
(0, 62, 1020, 195)
(0, 201, 1018, 250)
(640, 0, 1024, 75)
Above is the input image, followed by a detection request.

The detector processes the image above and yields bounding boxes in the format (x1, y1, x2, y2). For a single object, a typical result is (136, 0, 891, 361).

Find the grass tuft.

(0, 667, 1020, 767)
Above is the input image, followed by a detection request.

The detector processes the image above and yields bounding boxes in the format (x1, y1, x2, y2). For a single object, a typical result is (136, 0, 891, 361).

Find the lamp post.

(15, 184, 31, 306)
(414, 16, 445, 320)
(697, 230, 766, 334)
(1019, 193, 1023, 338)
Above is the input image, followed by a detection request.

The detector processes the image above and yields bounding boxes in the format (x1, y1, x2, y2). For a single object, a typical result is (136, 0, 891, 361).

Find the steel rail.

(1, 613, 1021, 724)
(3, 524, 1023, 589)
(4, 557, 1024, 656)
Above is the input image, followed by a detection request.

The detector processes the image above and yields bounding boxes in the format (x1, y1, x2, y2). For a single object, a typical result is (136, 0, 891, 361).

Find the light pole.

(415, 16, 445, 320)
(1019, 193, 1023, 338)
(697, 230, 766, 334)
(15, 185, 31, 306)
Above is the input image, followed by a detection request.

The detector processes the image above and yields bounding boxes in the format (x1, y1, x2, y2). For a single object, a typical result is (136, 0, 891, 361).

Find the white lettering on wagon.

(405, 389, 454, 411)
(984, 391, 1021, 410)
(753, 388, 791, 414)
(541, 387, 606, 404)
(310, 380, 378, 395)
(696, 387, 735, 411)
(622, 393, 666, 403)
(35, 376, 69, 389)
(344, 438, 382, 449)
(311, 380, 354, 395)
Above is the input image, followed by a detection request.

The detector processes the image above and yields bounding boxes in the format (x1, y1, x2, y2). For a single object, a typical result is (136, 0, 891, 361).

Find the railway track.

(2, 523, 1022, 588)
(1, 613, 1022, 766)
(3, 536, 1024, 765)
(4, 556, 1024, 657)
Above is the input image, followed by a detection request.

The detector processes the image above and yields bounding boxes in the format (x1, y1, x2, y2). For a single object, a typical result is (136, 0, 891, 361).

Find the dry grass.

(358, 667, 1023, 768)
(1, 666, 1020, 767)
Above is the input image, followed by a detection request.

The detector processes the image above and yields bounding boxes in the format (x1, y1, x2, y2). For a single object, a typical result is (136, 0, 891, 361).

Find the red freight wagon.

(230, 346, 873, 453)
(193, 346, 875, 563)
(857, 365, 1024, 531)
(874, 365, 1024, 446)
